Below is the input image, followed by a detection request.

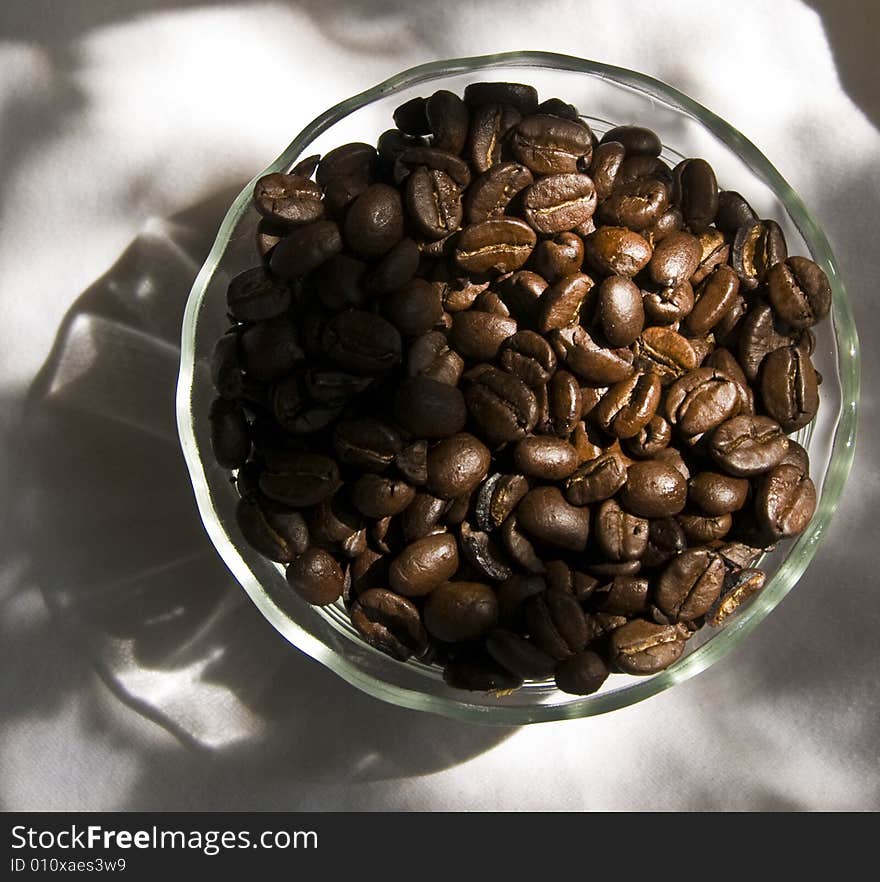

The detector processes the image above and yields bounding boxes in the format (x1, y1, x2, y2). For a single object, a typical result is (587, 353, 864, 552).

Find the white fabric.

(1, 0, 878, 811)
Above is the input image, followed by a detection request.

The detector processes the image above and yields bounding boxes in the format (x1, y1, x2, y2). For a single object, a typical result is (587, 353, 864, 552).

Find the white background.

(1, 0, 878, 810)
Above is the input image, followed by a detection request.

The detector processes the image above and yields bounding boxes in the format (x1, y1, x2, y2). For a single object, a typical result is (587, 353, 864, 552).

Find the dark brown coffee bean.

(394, 375, 467, 439)
(672, 158, 718, 233)
(269, 219, 343, 280)
(291, 153, 320, 179)
(392, 96, 430, 135)
(333, 418, 403, 472)
(779, 438, 810, 473)
(209, 398, 250, 468)
(442, 655, 523, 691)
(525, 591, 589, 659)
(465, 366, 538, 446)
(548, 370, 582, 436)
(665, 367, 742, 437)
(310, 254, 367, 311)
(760, 345, 819, 432)
(585, 226, 652, 277)
(211, 333, 244, 400)
(655, 548, 725, 621)
(600, 125, 662, 157)
(522, 173, 597, 235)
(732, 219, 787, 290)
(464, 82, 539, 113)
(351, 588, 428, 661)
(406, 332, 465, 386)
(737, 301, 793, 383)
(499, 330, 557, 387)
(688, 472, 749, 516)
(365, 237, 419, 293)
(536, 97, 581, 119)
(464, 162, 534, 224)
(351, 473, 415, 519)
(498, 573, 547, 621)
(598, 177, 669, 231)
(426, 89, 469, 154)
(642, 280, 694, 326)
(511, 114, 592, 175)
(259, 451, 340, 507)
(383, 278, 444, 337)
(707, 568, 766, 627)
(610, 619, 689, 674)
(395, 440, 428, 485)
(595, 576, 650, 616)
(517, 487, 590, 551)
(487, 629, 556, 679)
(424, 581, 499, 642)
(270, 377, 341, 436)
(389, 533, 459, 596)
(755, 463, 817, 539)
(475, 473, 530, 532)
(459, 521, 512, 582)
(633, 326, 698, 385)
(226, 267, 291, 322)
(537, 272, 595, 333)
(678, 512, 732, 544)
(401, 492, 450, 542)
(253, 172, 324, 227)
(397, 146, 472, 188)
(715, 191, 758, 235)
(594, 372, 661, 439)
(544, 560, 598, 603)
(686, 264, 740, 335)
(589, 140, 625, 200)
(595, 276, 643, 347)
(623, 414, 671, 459)
(467, 102, 522, 173)
(648, 231, 702, 287)
(709, 414, 789, 477)
(555, 651, 609, 694)
(642, 517, 687, 569)
(620, 460, 687, 518)
(550, 325, 635, 385)
(425, 433, 491, 499)
(455, 218, 536, 274)
(766, 256, 832, 329)
(512, 436, 579, 480)
(449, 310, 518, 360)
(499, 514, 547, 574)
(235, 494, 309, 563)
(496, 270, 548, 324)
(343, 183, 405, 257)
(405, 166, 463, 240)
(286, 547, 345, 606)
(316, 142, 377, 188)
(565, 452, 627, 505)
(322, 310, 402, 374)
(594, 499, 649, 562)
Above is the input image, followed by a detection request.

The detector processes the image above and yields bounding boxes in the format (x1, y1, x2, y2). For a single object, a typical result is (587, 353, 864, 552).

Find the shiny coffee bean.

(455, 218, 536, 274)
(390, 533, 460, 596)
(642, 517, 687, 569)
(351, 474, 415, 519)
(343, 183, 405, 257)
(642, 280, 694, 326)
(633, 326, 697, 385)
(426, 433, 491, 499)
(394, 376, 467, 439)
(459, 521, 512, 582)
(351, 588, 428, 661)
(530, 232, 585, 283)
(260, 451, 340, 507)
(610, 619, 689, 674)
(475, 473, 530, 532)
(286, 547, 345, 606)
(589, 140, 626, 200)
(235, 494, 309, 563)
(620, 460, 687, 518)
(600, 125, 662, 157)
(596, 276, 644, 347)
(525, 591, 589, 659)
(499, 330, 557, 387)
(649, 231, 702, 287)
(253, 172, 324, 227)
(517, 487, 590, 551)
(565, 453, 627, 505)
(665, 368, 742, 437)
(522, 173, 597, 235)
(555, 651, 609, 695)
(598, 177, 669, 231)
(584, 226, 652, 277)
(687, 264, 740, 336)
(424, 581, 499, 642)
(715, 190, 758, 235)
(688, 472, 750, 516)
(333, 418, 403, 472)
(760, 345, 819, 432)
(384, 278, 444, 337)
(496, 270, 548, 325)
(512, 436, 579, 480)
(731, 219, 787, 290)
(449, 310, 518, 361)
(737, 301, 792, 384)
(594, 372, 661, 439)
(709, 414, 789, 477)
(707, 568, 766, 627)
(671, 158, 718, 233)
(500, 514, 546, 574)
(227, 267, 292, 322)
(270, 219, 343, 280)
(511, 114, 592, 175)
(537, 272, 595, 333)
(594, 576, 650, 616)
(755, 463, 817, 539)
(464, 162, 533, 223)
(678, 512, 733, 544)
(595, 499, 649, 562)
(401, 492, 450, 542)
(426, 89, 469, 154)
(467, 102, 522, 172)
(405, 166, 463, 240)
(623, 414, 671, 459)
(464, 81, 539, 112)
(690, 228, 730, 285)
(548, 370, 582, 436)
(322, 310, 402, 374)
(465, 366, 539, 446)
(655, 548, 725, 622)
(766, 256, 832, 329)
(550, 325, 635, 385)
(407, 331, 465, 386)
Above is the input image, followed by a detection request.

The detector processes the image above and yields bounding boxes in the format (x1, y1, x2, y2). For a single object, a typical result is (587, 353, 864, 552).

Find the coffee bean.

(426, 433, 491, 499)
(584, 226, 652, 277)
(678, 512, 732, 544)
(394, 375, 467, 439)
(316, 142, 377, 188)
(525, 590, 589, 659)
(459, 521, 512, 582)
(351, 474, 415, 519)
(610, 619, 689, 674)
(405, 166, 463, 240)
(322, 310, 402, 374)
(235, 494, 309, 563)
(600, 125, 662, 157)
(475, 473, 530, 532)
(565, 452, 627, 505)
(688, 471, 749, 516)
(343, 183, 405, 257)
(367, 236, 420, 293)
(455, 218, 537, 274)
(766, 256, 832, 329)
(555, 651, 609, 694)
(620, 460, 687, 518)
(738, 301, 793, 383)
(530, 231, 585, 283)
(424, 581, 499, 642)
(642, 280, 694, 327)
(633, 326, 698, 385)
(351, 588, 428, 660)
(548, 370, 582, 436)
(686, 264, 740, 336)
(715, 191, 758, 234)
(642, 517, 687, 569)
(384, 278, 444, 336)
(426, 89, 469, 154)
(760, 345, 819, 432)
(464, 82, 539, 113)
(498, 573, 547, 621)
(443, 655, 523, 691)
(259, 451, 340, 507)
(665, 367, 742, 436)
(595, 276, 644, 347)
(648, 231, 702, 287)
(595, 575, 650, 616)
(496, 270, 548, 324)
(598, 177, 669, 231)
(655, 548, 725, 621)
(551, 325, 635, 385)
(467, 102, 522, 173)
(253, 172, 324, 227)
(624, 414, 672, 459)
(594, 498, 649, 562)
(389, 533, 460, 596)
(499, 330, 557, 387)
(672, 158, 718, 233)
(709, 414, 789, 477)
(512, 114, 592, 175)
(487, 628, 556, 679)
(755, 463, 817, 539)
(209, 398, 250, 468)
(449, 310, 518, 360)
(333, 418, 403, 472)
(537, 272, 595, 333)
(536, 97, 581, 120)
(270, 219, 343, 280)
(517, 486, 590, 551)
(707, 568, 766, 627)
(594, 372, 661, 439)
(393, 96, 430, 135)
(227, 267, 292, 322)
(464, 162, 534, 224)
(512, 436, 579, 480)
(286, 547, 345, 606)
(589, 140, 626, 200)
(465, 366, 538, 446)
(522, 173, 597, 234)
(732, 219, 787, 290)
(407, 331, 465, 386)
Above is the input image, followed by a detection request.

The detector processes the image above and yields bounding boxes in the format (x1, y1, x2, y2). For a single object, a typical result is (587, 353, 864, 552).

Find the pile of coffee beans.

(209, 81, 830, 695)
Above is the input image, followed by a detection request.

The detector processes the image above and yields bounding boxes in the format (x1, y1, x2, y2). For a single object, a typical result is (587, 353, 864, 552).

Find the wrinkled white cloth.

(1, 0, 878, 811)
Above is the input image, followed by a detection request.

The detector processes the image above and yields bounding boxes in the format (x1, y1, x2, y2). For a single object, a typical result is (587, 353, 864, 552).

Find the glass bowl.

(176, 52, 859, 724)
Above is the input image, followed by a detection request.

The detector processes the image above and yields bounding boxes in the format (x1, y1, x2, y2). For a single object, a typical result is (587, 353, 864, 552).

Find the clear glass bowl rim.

(176, 51, 860, 725)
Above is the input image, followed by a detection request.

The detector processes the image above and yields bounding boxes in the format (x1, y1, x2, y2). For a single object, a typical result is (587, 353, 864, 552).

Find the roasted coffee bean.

(442, 655, 523, 692)
(395, 440, 428, 485)
(498, 573, 547, 621)
(235, 494, 309, 563)
(766, 256, 832, 329)
(384, 278, 444, 337)
(464, 81, 539, 113)
(642, 517, 687, 569)
(594, 372, 661, 439)
(623, 414, 671, 459)
(655, 548, 725, 622)
(499, 514, 547, 574)
(211, 333, 244, 400)
(351, 588, 428, 660)
(270, 219, 343, 280)
(459, 521, 512, 581)
(633, 326, 698, 385)
(707, 568, 766, 627)
(715, 190, 758, 235)
(401, 492, 450, 542)
(610, 619, 689, 674)
(455, 218, 536, 274)
(309, 495, 367, 558)
(517, 487, 590, 551)
(366, 236, 420, 294)
(351, 473, 415, 518)
(589, 140, 626, 200)
(548, 370, 582, 436)
(584, 226, 652, 277)
(405, 166, 463, 240)
(424, 581, 499, 642)
(496, 270, 548, 324)
(709, 414, 788, 477)
(467, 102, 522, 173)
(544, 560, 598, 603)
(642, 280, 694, 326)
(598, 177, 669, 231)
(302, 368, 372, 405)
(665, 368, 742, 436)
(620, 460, 687, 518)
(755, 463, 817, 539)
(407, 332, 465, 386)
(760, 345, 819, 432)
(499, 330, 557, 387)
(465, 366, 538, 445)
(530, 232, 585, 283)
(286, 547, 345, 606)
(648, 231, 702, 287)
(426, 89, 469, 154)
(227, 267, 291, 322)
(565, 452, 627, 505)
(209, 398, 250, 468)
(690, 228, 730, 285)
(536, 97, 581, 119)
(522, 173, 597, 235)
(322, 310, 402, 374)
(678, 512, 733, 543)
(671, 158, 718, 233)
(686, 264, 740, 336)
(594, 576, 650, 616)
(311, 254, 368, 310)
(394, 375, 467, 439)
(464, 162, 533, 224)
(555, 651, 609, 695)
(333, 418, 403, 472)
(511, 114, 592, 175)
(512, 436, 579, 480)
(426, 433, 491, 499)
(397, 146, 472, 188)
(487, 629, 556, 679)
(449, 310, 518, 361)
(389, 533, 460, 596)
(317, 142, 376, 188)
(271, 374, 341, 435)
(392, 96, 430, 135)
(259, 451, 340, 507)
(737, 301, 792, 383)
(253, 172, 323, 227)
(537, 272, 595, 333)
(594, 499, 649, 562)
(525, 591, 589, 659)
(780, 438, 810, 473)
(475, 473, 530, 532)
(343, 183, 405, 257)
(551, 325, 635, 385)
(600, 125, 662, 157)
(731, 219, 787, 290)
(688, 472, 750, 516)
(291, 153, 320, 178)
